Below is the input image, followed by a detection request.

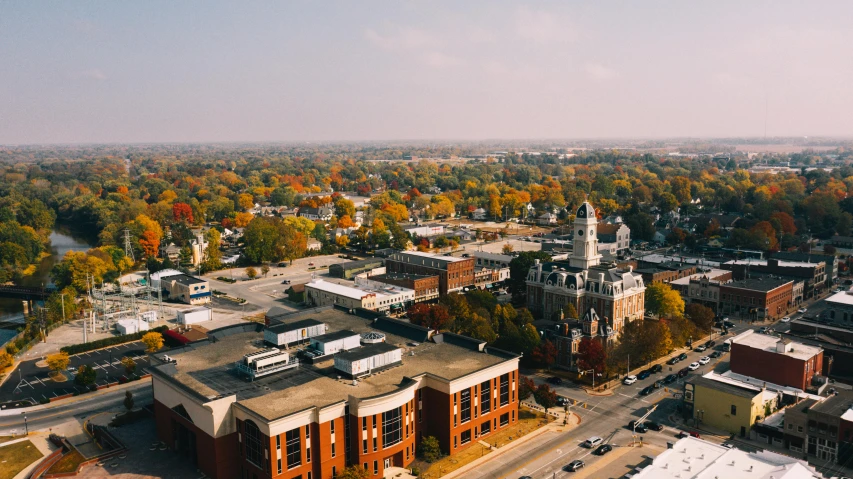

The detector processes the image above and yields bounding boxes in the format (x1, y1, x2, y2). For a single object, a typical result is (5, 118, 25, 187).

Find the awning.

(390, 303, 403, 309)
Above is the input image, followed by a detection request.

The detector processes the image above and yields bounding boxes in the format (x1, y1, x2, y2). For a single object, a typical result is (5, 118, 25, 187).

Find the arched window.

(244, 420, 263, 467)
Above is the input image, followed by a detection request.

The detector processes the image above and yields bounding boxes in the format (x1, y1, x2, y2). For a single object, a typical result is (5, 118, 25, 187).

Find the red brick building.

(719, 277, 794, 321)
(730, 330, 824, 390)
(385, 251, 474, 295)
(152, 307, 519, 479)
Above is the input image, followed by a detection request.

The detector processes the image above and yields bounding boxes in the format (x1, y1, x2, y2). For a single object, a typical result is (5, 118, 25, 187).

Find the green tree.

(508, 251, 552, 303)
(334, 198, 356, 219)
(124, 390, 135, 411)
(624, 212, 656, 242)
(201, 228, 222, 273)
(684, 303, 715, 332)
(645, 282, 685, 318)
(417, 436, 442, 462)
(261, 264, 270, 277)
(562, 303, 578, 320)
(74, 365, 97, 387)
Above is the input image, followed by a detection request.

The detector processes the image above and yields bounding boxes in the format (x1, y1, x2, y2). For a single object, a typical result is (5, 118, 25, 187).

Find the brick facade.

(730, 342, 823, 390)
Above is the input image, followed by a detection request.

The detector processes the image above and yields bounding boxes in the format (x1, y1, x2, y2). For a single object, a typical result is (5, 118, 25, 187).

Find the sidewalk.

(441, 411, 580, 479)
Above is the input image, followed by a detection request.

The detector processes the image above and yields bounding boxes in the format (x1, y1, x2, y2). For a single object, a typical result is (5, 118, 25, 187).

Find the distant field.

(735, 144, 838, 153)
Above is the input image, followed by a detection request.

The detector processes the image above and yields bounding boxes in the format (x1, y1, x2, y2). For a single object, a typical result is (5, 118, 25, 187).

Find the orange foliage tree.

(172, 202, 193, 223)
(139, 230, 160, 258)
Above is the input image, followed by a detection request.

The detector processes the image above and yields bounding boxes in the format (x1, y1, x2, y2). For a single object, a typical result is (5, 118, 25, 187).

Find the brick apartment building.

(151, 307, 520, 479)
(722, 258, 826, 299)
(385, 251, 474, 295)
(718, 277, 794, 321)
(635, 262, 697, 284)
(783, 390, 853, 464)
(730, 330, 824, 391)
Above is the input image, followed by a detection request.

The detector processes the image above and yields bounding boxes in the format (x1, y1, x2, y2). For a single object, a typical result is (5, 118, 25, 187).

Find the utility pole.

(60, 293, 66, 323)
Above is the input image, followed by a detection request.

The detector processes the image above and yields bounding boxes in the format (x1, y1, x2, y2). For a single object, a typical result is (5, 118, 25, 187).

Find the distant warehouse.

(329, 258, 384, 279)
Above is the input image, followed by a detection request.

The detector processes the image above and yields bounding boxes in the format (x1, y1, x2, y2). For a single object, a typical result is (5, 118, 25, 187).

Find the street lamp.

(23, 415, 28, 436)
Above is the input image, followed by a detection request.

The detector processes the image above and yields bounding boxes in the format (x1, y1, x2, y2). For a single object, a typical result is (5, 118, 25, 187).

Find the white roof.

(841, 407, 853, 422)
(151, 269, 182, 280)
(637, 254, 720, 267)
(632, 436, 820, 479)
(713, 371, 823, 402)
(732, 331, 822, 361)
(725, 258, 817, 269)
(397, 251, 468, 262)
(826, 290, 853, 306)
(669, 268, 730, 286)
(306, 279, 412, 302)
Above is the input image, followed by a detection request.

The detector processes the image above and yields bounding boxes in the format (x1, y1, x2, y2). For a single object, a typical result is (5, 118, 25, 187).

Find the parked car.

(640, 386, 654, 396)
(676, 431, 689, 438)
(651, 364, 663, 374)
(709, 351, 722, 359)
(580, 436, 603, 448)
(759, 327, 768, 334)
(623, 375, 638, 385)
(547, 376, 563, 385)
(594, 444, 612, 456)
(281, 279, 291, 284)
(565, 460, 585, 472)
(664, 374, 677, 383)
(695, 345, 707, 352)
(633, 423, 648, 433)
(678, 353, 688, 361)
(653, 380, 664, 389)
(781, 316, 791, 323)
(698, 356, 711, 365)
(556, 396, 569, 406)
(705, 340, 716, 347)
(724, 321, 736, 328)
(667, 357, 680, 365)
(646, 422, 665, 431)
(688, 362, 700, 371)
(678, 367, 690, 378)
(798, 308, 808, 314)
(637, 370, 651, 380)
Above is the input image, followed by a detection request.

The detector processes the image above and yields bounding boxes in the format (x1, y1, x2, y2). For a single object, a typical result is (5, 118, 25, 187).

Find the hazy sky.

(2, 1, 852, 144)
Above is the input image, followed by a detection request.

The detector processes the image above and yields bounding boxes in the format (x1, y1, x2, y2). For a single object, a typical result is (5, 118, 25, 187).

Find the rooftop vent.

(361, 331, 386, 344)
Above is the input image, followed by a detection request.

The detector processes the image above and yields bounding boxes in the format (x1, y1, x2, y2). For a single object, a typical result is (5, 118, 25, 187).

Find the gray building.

(328, 258, 384, 279)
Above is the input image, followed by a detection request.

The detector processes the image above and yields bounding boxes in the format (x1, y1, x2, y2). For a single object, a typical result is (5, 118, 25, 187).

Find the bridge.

(0, 285, 57, 300)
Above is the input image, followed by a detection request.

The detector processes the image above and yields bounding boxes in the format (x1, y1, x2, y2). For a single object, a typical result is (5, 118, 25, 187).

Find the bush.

(60, 326, 168, 355)
(418, 435, 442, 462)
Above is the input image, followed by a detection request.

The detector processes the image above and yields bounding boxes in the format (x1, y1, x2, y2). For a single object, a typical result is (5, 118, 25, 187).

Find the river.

(0, 227, 96, 331)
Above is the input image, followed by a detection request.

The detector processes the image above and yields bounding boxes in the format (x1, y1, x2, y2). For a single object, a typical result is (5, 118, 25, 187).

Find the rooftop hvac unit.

(361, 331, 386, 344)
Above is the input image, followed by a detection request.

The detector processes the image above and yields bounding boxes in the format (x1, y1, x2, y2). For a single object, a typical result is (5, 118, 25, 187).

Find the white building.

(177, 307, 212, 325)
(333, 342, 402, 379)
(304, 279, 414, 313)
(308, 330, 362, 355)
(264, 318, 327, 347)
(116, 318, 150, 335)
(404, 224, 445, 238)
(632, 436, 820, 479)
(472, 208, 488, 220)
(190, 232, 208, 268)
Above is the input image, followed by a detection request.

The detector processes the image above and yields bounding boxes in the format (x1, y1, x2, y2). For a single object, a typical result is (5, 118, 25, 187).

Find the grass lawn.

(417, 406, 554, 478)
(0, 440, 44, 479)
(46, 449, 85, 475)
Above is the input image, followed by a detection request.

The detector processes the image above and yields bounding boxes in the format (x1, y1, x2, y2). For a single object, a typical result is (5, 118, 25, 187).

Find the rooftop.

(732, 331, 822, 361)
(336, 342, 399, 362)
(332, 258, 384, 269)
(811, 390, 853, 417)
(152, 307, 515, 421)
(725, 258, 821, 268)
(266, 318, 325, 334)
(312, 329, 359, 343)
(305, 279, 413, 301)
(632, 436, 819, 479)
(670, 268, 731, 286)
(391, 251, 469, 263)
(691, 375, 761, 399)
(165, 273, 207, 286)
(722, 277, 792, 292)
(369, 273, 436, 283)
(825, 290, 853, 306)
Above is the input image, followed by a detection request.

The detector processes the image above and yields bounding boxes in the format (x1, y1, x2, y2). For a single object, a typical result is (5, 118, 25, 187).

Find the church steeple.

(570, 200, 602, 269)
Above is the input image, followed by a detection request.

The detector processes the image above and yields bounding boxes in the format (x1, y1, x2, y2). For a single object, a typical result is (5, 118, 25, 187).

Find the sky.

(1, 1, 852, 144)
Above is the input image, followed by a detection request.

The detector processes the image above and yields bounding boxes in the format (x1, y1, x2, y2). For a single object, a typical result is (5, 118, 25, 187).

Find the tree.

(74, 365, 97, 387)
(508, 251, 552, 302)
(337, 215, 355, 229)
(824, 245, 837, 255)
(533, 383, 558, 412)
(408, 303, 451, 331)
(336, 235, 350, 248)
(645, 282, 685, 318)
(502, 243, 514, 254)
(246, 266, 258, 279)
(562, 303, 578, 320)
(280, 227, 307, 264)
(172, 202, 193, 224)
(417, 436, 442, 462)
(261, 264, 270, 277)
(238, 193, 255, 211)
(684, 303, 715, 332)
(200, 228, 222, 273)
(138, 230, 160, 258)
(141, 331, 164, 353)
(531, 340, 557, 369)
(124, 390, 135, 411)
(338, 466, 371, 479)
(334, 198, 356, 219)
(625, 212, 656, 241)
(46, 352, 70, 375)
(518, 375, 536, 401)
(576, 338, 606, 374)
(121, 356, 137, 375)
(666, 227, 687, 246)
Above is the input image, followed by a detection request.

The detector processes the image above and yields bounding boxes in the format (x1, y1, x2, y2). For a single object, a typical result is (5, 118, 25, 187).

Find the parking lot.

(0, 342, 150, 406)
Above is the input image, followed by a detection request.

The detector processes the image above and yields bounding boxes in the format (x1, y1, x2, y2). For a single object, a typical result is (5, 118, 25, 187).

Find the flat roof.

(369, 273, 436, 282)
(669, 268, 730, 286)
(306, 279, 412, 301)
(154, 307, 515, 421)
(826, 290, 853, 306)
(725, 258, 819, 268)
(164, 273, 207, 286)
(336, 342, 399, 362)
(392, 251, 469, 263)
(267, 318, 324, 334)
(811, 390, 853, 417)
(721, 277, 792, 292)
(632, 436, 819, 479)
(692, 375, 760, 399)
(732, 331, 821, 360)
(312, 330, 359, 343)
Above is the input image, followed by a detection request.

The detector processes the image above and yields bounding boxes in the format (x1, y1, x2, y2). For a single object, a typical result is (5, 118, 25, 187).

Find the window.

(500, 374, 510, 406)
(306, 446, 311, 462)
(331, 442, 336, 457)
(500, 413, 509, 426)
(461, 430, 471, 445)
(306, 425, 311, 439)
(460, 389, 471, 423)
(788, 423, 793, 430)
(480, 381, 491, 415)
(331, 420, 335, 435)
(286, 428, 302, 469)
(730, 405, 737, 416)
(454, 436, 457, 448)
(363, 417, 368, 431)
(798, 426, 803, 433)
(277, 459, 281, 475)
(363, 439, 368, 454)
(244, 420, 263, 468)
(481, 420, 491, 436)
(373, 437, 377, 452)
(374, 460, 378, 475)
(276, 435, 281, 450)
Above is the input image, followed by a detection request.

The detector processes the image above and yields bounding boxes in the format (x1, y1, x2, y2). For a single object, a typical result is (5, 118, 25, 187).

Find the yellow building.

(686, 376, 779, 437)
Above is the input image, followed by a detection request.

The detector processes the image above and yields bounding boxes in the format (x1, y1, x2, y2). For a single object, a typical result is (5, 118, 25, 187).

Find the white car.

(698, 356, 711, 365)
(581, 436, 603, 448)
(623, 375, 638, 385)
(688, 362, 700, 371)
(798, 308, 807, 313)
(780, 316, 791, 323)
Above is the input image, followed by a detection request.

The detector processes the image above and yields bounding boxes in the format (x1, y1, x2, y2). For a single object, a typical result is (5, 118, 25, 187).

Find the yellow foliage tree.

(238, 193, 255, 211)
(47, 352, 70, 373)
(234, 212, 254, 228)
(141, 332, 164, 353)
(336, 235, 350, 247)
(282, 216, 316, 236)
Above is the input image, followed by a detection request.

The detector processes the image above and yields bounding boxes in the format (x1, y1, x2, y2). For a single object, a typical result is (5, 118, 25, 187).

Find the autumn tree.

(562, 303, 578, 320)
(238, 193, 255, 211)
(121, 356, 137, 375)
(261, 264, 270, 277)
(531, 340, 557, 369)
(338, 466, 370, 479)
(417, 436, 442, 463)
(138, 230, 160, 258)
(246, 266, 258, 279)
(684, 303, 715, 332)
(576, 338, 606, 375)
(407, 303, 451, 331)
(142, 332, 164, 353)
(334, 198, 356, 219)
(172, 202, 193, 224)
(337, 215, 355, 229)
(645, 282, 685, 318)
(200, 228, 222, 273)
(533, 383, 558, 412)
(280, 227, 307, 264)
(502, 243, 514, 254)
(47, 352, 70, 376)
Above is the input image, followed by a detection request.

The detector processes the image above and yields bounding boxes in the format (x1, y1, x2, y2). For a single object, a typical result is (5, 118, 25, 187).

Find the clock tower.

(570, 201, 602, 269)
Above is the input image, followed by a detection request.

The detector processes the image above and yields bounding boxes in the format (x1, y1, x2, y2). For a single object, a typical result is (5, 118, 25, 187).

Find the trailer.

(309, 330, 362, 355)
(264, 318, 327, 347)
(177, 307, 211, 325)
(334, 343, 402, 378)
(236, 349, 298, 380)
